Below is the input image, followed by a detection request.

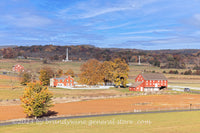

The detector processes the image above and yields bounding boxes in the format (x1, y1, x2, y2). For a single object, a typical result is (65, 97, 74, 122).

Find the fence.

(0, 91, 180, 105)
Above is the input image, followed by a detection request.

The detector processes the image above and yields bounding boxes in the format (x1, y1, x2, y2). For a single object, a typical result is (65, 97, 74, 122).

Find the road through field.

(1, 94, 200, 122)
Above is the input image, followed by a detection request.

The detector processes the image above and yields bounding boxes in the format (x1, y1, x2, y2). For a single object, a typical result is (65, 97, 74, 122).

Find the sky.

(0, 0, 200, 50)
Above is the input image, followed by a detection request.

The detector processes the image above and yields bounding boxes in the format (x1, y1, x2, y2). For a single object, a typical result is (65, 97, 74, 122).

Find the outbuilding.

(50, 75, 74, 88)
(12, 64, 24, 72)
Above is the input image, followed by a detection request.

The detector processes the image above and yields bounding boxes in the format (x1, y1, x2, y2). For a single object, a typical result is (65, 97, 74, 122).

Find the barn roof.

(53, 75, 73, 80)
(54, 77, 66, 80)
(141, 73, 167, 80)
(130, 81, 143, 87)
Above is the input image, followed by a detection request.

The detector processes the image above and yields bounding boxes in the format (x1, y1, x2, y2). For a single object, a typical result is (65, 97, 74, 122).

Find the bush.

(168, 70, 179, 74)
(193, 65, 200, 70)
(184, 70, 192, 75)
(163, 71, 166, 73)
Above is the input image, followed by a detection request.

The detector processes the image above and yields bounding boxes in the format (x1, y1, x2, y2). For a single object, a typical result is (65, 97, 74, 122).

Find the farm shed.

(50, 75, 74, 88)
(12, 64, 24, 72)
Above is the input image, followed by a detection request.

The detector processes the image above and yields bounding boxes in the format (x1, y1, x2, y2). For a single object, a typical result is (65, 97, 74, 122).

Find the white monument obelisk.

(63, 48, 70, 62)
(138, 56, 141, 65)
(66, 48, 69, 61)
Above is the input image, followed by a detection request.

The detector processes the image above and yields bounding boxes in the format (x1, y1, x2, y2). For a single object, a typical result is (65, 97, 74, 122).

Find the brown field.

(1, 94, 200, 121)
(0, 75, 20, 81)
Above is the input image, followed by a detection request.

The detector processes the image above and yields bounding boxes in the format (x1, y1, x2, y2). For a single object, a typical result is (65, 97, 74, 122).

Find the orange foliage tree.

(113, 58, 129, 87)
(79, 58, 129, 87)
(39, 68, 54, 86)
(79, 59, 103, 85)
(65, 68, 75, 77)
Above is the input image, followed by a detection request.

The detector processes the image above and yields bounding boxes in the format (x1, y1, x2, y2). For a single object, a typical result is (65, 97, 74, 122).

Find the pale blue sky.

(0, 0, 200, 49)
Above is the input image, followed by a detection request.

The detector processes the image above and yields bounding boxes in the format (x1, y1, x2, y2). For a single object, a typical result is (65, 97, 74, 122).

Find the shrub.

(184, 70, 192, 75)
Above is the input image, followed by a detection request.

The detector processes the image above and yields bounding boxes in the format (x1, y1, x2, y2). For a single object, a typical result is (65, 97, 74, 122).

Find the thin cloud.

(120, 29, 172, 35)
(58, 6, 134, 19)
(57, 0, 158, 19)
(96, 22, 133, 30)
(4, 14, 52, 28)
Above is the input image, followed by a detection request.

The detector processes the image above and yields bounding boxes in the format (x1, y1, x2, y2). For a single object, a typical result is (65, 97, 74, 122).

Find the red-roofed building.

(129, 73, 168, 92)
(50, 75, 74, 88)
(12, 64, 24, 72)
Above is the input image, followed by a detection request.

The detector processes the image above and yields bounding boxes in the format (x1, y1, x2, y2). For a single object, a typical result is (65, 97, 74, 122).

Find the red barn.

(50, 75, 74, 88)
(12, 64, 24, 72)
(129, 73, 168, 92)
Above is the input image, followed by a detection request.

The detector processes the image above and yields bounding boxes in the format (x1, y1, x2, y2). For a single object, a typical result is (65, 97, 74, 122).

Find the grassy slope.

(0, 111, 200, 133)
(0, 59, 82, 74)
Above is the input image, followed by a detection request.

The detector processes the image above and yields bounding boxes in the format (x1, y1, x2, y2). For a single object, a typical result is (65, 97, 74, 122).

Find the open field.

(1, 111, 200, 133)
(1, 59, 200, 79)
(0, 75, 24, 99)
(0, 59, 83, 75)
(1, 94, 200, 121)
(0, 74, 129, 100)
(169, 83, 200, 88)
(1, 59, 200, 100)
(0, 75, 23, 100)
(50, 88, 126, 98)
(0, 75, 126, 100)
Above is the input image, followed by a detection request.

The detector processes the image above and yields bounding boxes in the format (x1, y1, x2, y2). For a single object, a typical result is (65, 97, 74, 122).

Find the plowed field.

(1, 94, 200, 121)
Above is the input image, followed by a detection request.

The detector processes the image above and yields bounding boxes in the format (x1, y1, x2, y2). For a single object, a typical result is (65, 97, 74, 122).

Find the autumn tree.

(2, 48, 17, 58)
(20, 72, 32, 85)
(39, 68, 54, 86)
(20, 83, 53, 118)
(55, 69, 63, 77)
(113, 58, 129, 87)
(79, 59, 103, 85)
(101, 61, 114, 85)
(65, 68, 75, 77)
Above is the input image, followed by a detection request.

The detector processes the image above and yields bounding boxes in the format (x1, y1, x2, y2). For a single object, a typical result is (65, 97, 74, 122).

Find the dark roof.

(141, 73, 167, 80)
(130, 82, 143, 87)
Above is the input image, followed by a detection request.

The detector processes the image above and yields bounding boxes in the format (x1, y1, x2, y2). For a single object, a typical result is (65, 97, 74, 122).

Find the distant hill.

(0, 45, 200, 69)
(0, 45, 17, 49)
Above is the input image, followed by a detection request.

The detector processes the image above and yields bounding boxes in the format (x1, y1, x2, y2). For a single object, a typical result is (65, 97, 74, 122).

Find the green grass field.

(0, 111, 200, 133)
